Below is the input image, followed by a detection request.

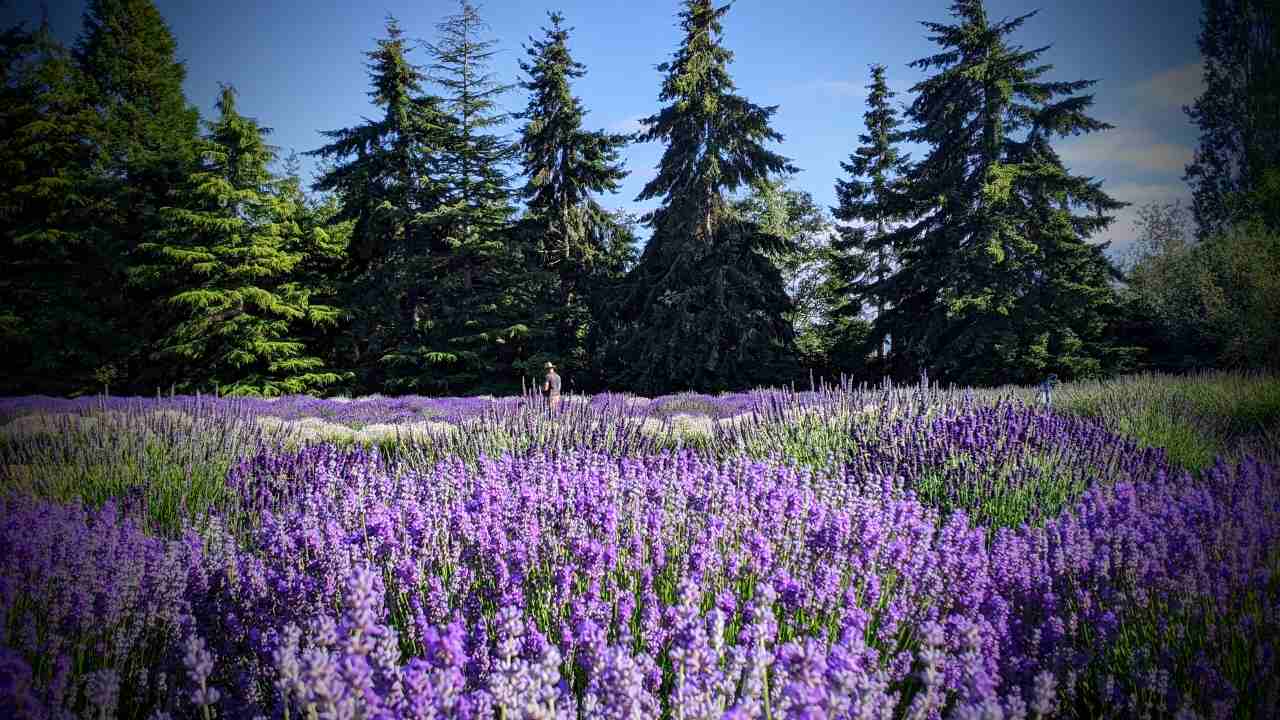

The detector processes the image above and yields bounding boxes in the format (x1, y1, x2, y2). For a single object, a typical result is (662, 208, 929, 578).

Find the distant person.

(543, 361, 562, 410)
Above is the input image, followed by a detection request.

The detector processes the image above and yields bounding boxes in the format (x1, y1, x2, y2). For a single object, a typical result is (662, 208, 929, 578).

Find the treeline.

(1, 0, 1276, 397)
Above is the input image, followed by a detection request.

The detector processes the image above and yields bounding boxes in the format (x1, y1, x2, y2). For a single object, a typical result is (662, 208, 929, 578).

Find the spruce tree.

(0, 18, 116, 393)
(73, 0, 201, 388)
(516, 11, 629, 376)
(308, 17, 451, 391)
(604, 0, 799, 393)
(884, 0, 1130, 384)
(410, 0, 531, 393)
(832, 64, 910, 364)
(1184, 0, 1280, 236)
(136, 86, 343, 395)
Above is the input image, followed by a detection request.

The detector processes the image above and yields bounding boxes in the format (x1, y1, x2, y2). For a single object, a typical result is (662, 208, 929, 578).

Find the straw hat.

(544, 361, 555, 369)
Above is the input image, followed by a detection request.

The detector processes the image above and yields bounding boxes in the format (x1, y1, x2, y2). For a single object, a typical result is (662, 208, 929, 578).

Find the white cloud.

(1133, 61, 1205, 109)
(1089, 181, 1192, 257)
(1058, 128, 1194, 174)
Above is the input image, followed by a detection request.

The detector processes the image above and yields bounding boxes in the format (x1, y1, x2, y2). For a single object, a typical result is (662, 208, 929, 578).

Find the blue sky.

(8, 0, 1205, 253)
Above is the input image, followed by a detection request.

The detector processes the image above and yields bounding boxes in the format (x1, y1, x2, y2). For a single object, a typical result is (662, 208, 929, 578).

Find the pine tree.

(0, 17, 120, 394)
(516, 11, 629, 376)
(604, 0, 799, 393)
(1185, 0, 1280, 237)
(308, 16, 451, 391)
(136, 86, 343, 395)
(73, 0, 202, 389)
(832, 64, 910, 364)
(883, 0, 1130, 384)
(408, 0, 531, 393)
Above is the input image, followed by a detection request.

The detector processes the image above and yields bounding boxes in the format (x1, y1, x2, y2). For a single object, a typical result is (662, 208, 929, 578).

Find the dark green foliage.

(1125, 202, 1280, 372)
(74, 0, 202, 387)
(602, 0, 800, 394)
(516, 12, 630, 382)
(308, 17, 452, 392)
(876, 0, 1132, 385)
(135, 86, 345, 395)
(398, 0, 532, 394)
(1184, 0, 1280, 237)
(832, 63, 910, 370)
(0, 20, 120, 394)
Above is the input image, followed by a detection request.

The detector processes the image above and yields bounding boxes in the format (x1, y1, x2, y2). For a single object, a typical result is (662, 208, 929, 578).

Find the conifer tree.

(137, 86, 343, 395)
(408, 0, 532, 393)
(308, 17, 451, 390)
(1185, 0, 1280, 236)
(0, 18, 116, 393)
(73, 0, 202, 388)
(832, 64, 909, 363)
(516, 11, 629, 375)
(883, 0, 1130, 384)
(604, 0, 799, 393)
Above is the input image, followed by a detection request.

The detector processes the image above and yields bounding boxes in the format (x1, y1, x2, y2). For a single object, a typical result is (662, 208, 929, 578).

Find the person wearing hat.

(542, 361, 562, 410)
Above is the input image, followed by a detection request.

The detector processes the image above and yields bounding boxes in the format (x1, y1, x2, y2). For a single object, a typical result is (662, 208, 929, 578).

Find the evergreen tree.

(516, 11, 629, 377)
(409, 0, 531, 393)
(73, 0, 202, 388)
(0, 16, 126, 394)
(832, 64, 910, 364)
(1185, 0, 1280, 237)
(136, 86, 343, 395)
(604, 0, 799, 393)
(882, 0, 1130, 384)
(308, 17, 451, 391)
(731, 179, 847, 370)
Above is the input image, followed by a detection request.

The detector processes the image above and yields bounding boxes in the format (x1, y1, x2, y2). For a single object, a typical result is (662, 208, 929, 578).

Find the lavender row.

(3, 447, 1277, 718)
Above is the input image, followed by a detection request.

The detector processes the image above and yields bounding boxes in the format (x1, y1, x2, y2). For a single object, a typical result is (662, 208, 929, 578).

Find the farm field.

(1, 371, 1278, 719)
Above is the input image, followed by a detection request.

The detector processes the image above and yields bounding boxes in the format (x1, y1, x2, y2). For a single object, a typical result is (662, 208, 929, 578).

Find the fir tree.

(308, 17, 451, 390)
(1184, 0, 1280, 237)
(137, 86, 343, 395)
(604, 0, 799, 393)
(0, 18, 117, 393)
(883, 0, 1130, 384)
(408, 0, 531, 393)
(832, 64, 910, 363)
(73, 0, 202, 388)
(516, 11, 629, 376)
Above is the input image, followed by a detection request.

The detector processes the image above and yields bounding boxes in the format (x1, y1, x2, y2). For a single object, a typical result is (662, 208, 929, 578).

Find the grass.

(1042, 370, 1280, 471)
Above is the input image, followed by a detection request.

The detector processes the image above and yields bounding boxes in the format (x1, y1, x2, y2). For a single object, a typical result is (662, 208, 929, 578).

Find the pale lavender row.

(2, 447, 1277, 718)
(0, 389, 790, 426)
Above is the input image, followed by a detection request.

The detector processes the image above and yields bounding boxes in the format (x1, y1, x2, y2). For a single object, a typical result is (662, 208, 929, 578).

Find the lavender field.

(1, 373, 1278, 719)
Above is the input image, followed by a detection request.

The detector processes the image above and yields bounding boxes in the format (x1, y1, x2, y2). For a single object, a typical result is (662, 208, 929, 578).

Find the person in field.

(542, 361, 562, 409)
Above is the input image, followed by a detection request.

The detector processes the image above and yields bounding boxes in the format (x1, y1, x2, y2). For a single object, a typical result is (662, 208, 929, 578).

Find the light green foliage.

(731, 179, 845, 368)
(136, 86, 344, 396)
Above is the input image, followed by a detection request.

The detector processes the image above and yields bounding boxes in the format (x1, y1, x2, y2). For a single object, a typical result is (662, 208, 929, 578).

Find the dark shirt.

(545, 372, 561, 393)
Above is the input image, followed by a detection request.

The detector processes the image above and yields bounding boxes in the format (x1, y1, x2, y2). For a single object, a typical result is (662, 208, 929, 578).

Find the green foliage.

(831, 63, 911, 373)
(602, 0, 800, 393)
(1125, 202, 1280, 372)
(0, 21, 122, 394)
(74, 0, 203, 390)
(389, 0, 534, 395)
(308, 16, 454, 393)
(731, 179, 850, 373)
(1184, 0, 1280, 237)
(876, 0, 1132, 385)
(1048, 370, 1280, 469)
(136, 86, 344, 396)
(516, 11, 630, 385)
